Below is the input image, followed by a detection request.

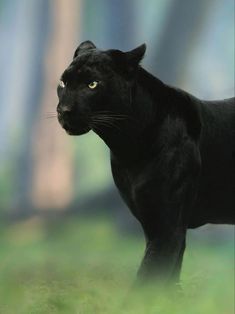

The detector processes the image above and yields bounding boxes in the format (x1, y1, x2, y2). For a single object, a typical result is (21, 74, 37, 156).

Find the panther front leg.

(132, 139, 201, 284)
(137, 218, 187, 284)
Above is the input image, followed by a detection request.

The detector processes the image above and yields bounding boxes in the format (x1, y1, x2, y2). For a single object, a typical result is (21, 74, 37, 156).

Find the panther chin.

(62, 124, 91, 136)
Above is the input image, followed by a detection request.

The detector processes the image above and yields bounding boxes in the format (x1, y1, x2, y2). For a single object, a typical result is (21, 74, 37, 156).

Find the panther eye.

(88, 81, 98, 89)
(59, 80, 65, 88)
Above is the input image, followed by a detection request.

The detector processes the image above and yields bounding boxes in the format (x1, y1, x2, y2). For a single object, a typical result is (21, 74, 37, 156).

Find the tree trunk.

(31, 0, 81, 210)
(151, 0, 214, 85)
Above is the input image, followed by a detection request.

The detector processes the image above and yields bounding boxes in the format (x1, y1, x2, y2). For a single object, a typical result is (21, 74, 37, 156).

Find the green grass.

(0, 216, 234, 314)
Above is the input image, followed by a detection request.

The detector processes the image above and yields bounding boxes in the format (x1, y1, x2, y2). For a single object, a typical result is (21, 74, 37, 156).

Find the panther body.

(57, 41, 235, 283)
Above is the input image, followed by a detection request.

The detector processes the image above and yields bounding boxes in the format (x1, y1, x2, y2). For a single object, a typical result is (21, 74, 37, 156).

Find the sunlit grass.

(0, 216, 234, 314)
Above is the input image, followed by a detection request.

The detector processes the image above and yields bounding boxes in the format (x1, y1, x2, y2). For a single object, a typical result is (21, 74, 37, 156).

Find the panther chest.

(111, 162, 136, 213)
(110, 157, 155, 219)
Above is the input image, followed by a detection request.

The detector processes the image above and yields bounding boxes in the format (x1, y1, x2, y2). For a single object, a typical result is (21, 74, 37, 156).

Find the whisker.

(90, 118, 135, 142)
(92, 118, 123, 124)
(92, 115, 128, 122)
(43, 112, 58, 120)
(90, 121, 101, 132)
(94, 115, 127, 120)
(44, 116, 57, 119)
(91, 118, 122, 132)
(93, 112, 136, 122)
(94, 112, 129, 118)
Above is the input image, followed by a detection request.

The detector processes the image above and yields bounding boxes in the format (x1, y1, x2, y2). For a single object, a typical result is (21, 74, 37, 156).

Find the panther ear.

(73, 41, 96, 58)
(109, 44, 146, 78)
(125, 44, 146, 66)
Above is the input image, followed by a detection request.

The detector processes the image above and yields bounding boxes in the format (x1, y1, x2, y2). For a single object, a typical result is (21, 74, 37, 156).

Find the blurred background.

(0, 1, 234, 313)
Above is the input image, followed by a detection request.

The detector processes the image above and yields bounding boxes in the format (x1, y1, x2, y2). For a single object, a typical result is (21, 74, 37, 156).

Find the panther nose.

(57, 105, 72, 114)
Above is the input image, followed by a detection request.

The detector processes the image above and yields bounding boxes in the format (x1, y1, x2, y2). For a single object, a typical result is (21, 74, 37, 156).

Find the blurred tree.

(151, 0, 214, 85)
(81, 0, 136, 50)
(31, 0, 81, 210)
(103, 0, 135, 50)
(0, 0, 50, 213)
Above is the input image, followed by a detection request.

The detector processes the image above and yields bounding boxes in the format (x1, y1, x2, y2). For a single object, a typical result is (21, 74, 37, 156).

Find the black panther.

(57, 41, 235, 284)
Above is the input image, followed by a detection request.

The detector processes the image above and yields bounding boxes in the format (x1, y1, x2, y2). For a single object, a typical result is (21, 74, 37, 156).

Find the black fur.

(57, 41, 235, 284)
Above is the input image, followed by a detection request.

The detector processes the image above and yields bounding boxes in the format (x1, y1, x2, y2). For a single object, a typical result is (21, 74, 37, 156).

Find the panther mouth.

(58, 114, 91, 136)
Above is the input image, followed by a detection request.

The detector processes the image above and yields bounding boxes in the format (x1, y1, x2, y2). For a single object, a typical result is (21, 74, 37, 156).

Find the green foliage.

(0, 163, 15, 211)
(0, 217, 233, 314)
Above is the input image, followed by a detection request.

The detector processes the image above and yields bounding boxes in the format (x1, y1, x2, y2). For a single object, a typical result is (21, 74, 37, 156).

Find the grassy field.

(0, 216, 234, 314)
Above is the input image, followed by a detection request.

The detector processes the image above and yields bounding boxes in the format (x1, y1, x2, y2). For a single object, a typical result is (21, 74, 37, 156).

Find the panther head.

(57, 41, 146, 136)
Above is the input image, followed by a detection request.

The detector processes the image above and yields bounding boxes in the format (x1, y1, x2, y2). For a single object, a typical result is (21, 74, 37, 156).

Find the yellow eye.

(88, 81, 98, 89)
